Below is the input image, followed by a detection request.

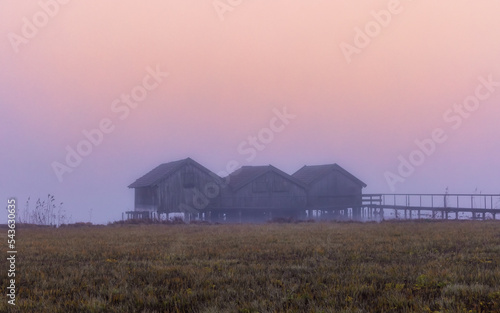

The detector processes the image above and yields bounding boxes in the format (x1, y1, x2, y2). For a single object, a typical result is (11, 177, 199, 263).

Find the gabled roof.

(225, 165, 307, 191)
(293, 164, 367, 188)
(128, 158, 219, 188)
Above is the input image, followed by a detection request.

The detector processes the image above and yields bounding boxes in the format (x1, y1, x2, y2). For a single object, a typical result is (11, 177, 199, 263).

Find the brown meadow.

(1, 221, 500, 312)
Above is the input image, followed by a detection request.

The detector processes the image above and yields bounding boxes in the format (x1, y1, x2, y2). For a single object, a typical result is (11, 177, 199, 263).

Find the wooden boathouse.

(292, 164, 367, 219)
(127, 158, 222, 220)
(214, 165, 308, 222)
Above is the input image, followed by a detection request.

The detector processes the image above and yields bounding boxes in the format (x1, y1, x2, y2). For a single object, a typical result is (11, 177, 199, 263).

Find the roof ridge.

(128, 158, 213, 188)
(227, 164, 307, 191)
(292, 163, 366, 187)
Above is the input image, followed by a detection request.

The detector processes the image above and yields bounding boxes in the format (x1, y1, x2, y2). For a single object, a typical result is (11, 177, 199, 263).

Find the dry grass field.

(1, 221, 500, 312)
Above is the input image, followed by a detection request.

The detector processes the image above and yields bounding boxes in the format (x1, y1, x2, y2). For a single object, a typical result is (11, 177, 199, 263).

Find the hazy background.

(1, 0, 499, 224)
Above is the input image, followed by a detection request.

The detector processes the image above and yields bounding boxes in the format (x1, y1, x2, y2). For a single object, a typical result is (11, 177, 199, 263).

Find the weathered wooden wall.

(134, 187, 157, 211)
(225, 172, 307, 210)
(307, 170, 362, 208)
(154, 163, 220, 213)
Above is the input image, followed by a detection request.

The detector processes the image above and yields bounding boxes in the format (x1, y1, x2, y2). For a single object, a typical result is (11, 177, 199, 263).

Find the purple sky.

(1, 1, 500, 223)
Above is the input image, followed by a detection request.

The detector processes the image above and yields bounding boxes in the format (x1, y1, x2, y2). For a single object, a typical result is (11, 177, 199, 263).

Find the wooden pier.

(361, 194, 500, 220)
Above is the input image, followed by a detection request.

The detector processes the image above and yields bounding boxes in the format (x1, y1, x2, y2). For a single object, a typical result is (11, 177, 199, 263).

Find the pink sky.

(1, 1, 500, 223)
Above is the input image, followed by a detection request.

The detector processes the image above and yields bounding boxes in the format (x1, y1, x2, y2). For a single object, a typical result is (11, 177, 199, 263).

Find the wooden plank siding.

(306, 171, 363, 208)
(155, 163, 220, 213)
(222, 171, 307, 210)
(129, 158, 221, 214)
(134, 187, 158, 211)
(292, 164, 367, 219)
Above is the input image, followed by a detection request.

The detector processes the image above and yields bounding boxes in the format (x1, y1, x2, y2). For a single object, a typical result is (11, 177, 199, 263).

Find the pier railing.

(363, 194, 500, 210)
(362, 194, 500, 220)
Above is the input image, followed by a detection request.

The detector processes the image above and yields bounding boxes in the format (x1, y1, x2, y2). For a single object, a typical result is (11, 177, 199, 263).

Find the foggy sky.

(1, 0, 500, 223)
